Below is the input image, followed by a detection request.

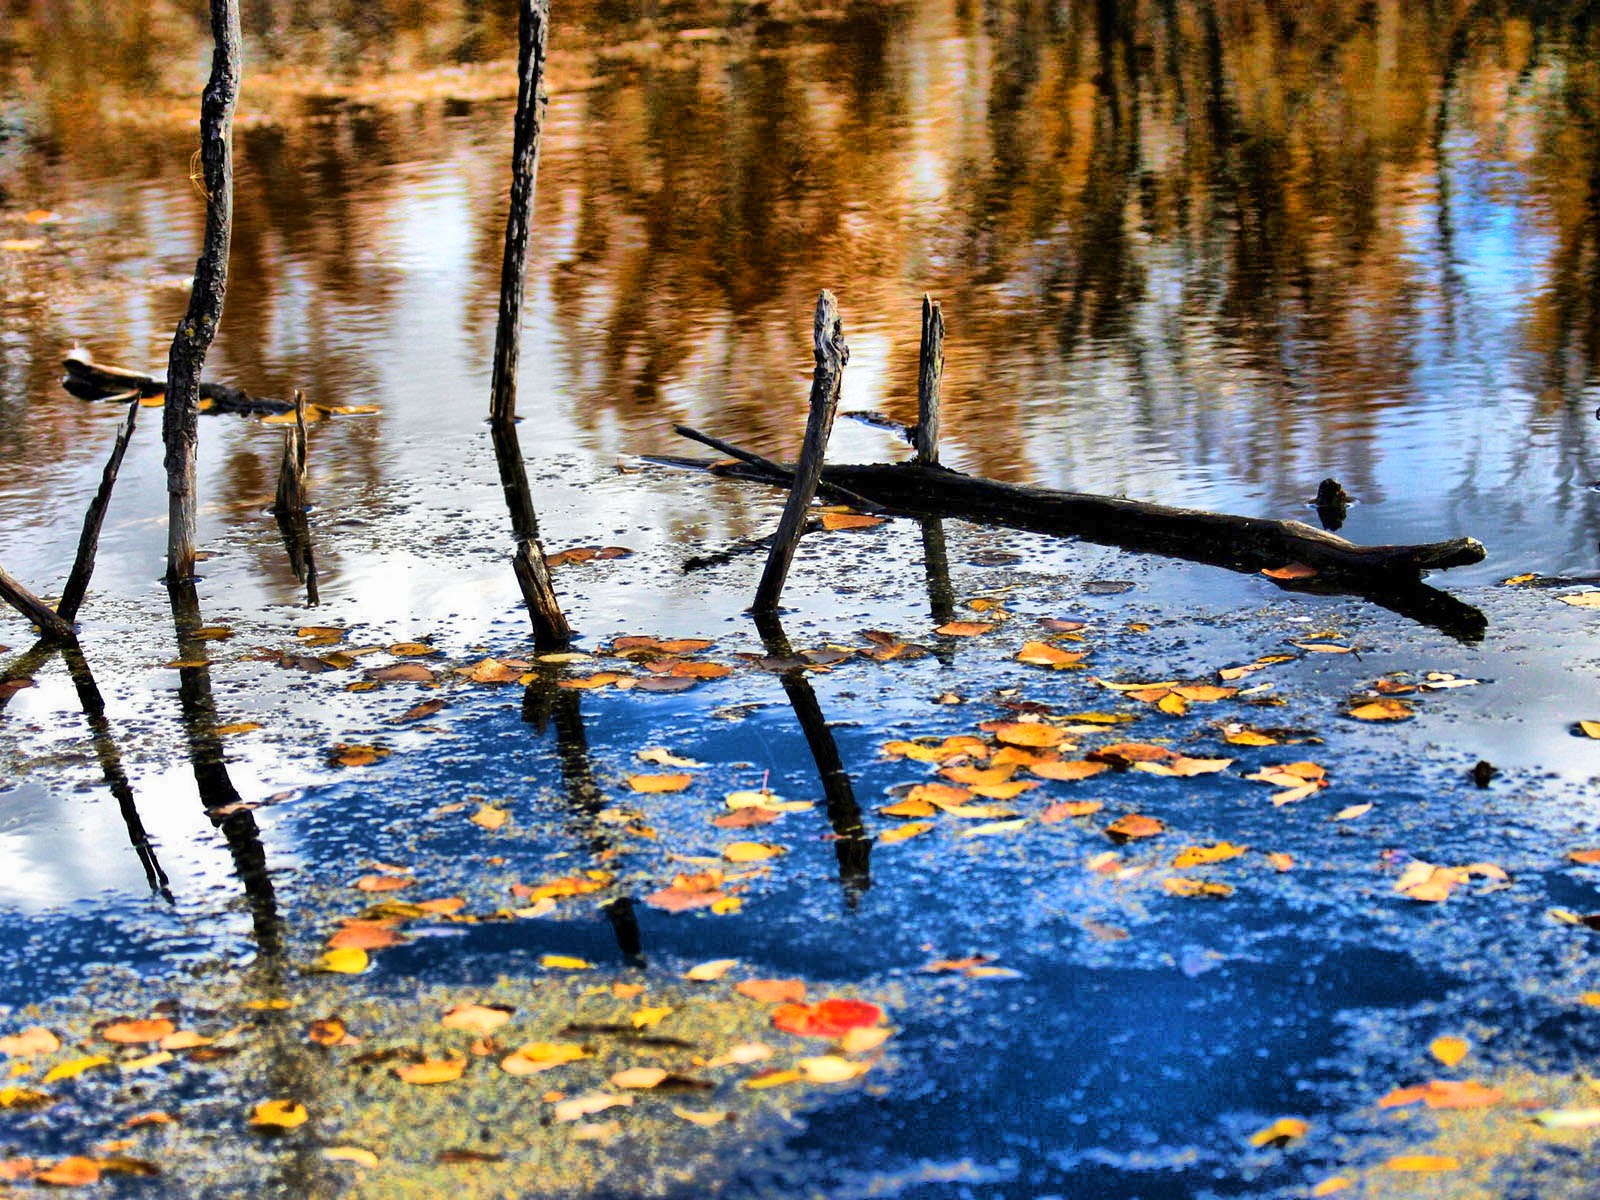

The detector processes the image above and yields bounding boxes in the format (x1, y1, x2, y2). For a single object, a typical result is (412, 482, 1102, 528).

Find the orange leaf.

(354, 874, 414, 893)
(935, 621, 996, 636)
(771, 998, 882, 1038)
(327, 922, 407, 951)
(1384, 1155, 1459, 1172)
(1029, 760, 1109, 782)
(1106, 814, 1164, 842)
(1016, 642, 1088, 668)
(1040, 800, 1103, 822)
(1261, 563, 1317, 580)
(393, 1057, 466, 1085)
(820, 512, 884, 531)
(1089, 743, 1177, 766)
(101, 1019, 176, 1045)
(940, 764, 1016, 786)
(627, 773, 694, 794)
(35, 1157, 101, 1186)
(988, 722, 1070, 748)
(735, 979, 806, 1004)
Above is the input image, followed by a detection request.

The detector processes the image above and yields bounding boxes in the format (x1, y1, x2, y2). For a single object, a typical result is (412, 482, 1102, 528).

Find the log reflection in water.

(752, 610, 872, 905)
(522, 671, 644, 966)
(168, 579, 283, 961)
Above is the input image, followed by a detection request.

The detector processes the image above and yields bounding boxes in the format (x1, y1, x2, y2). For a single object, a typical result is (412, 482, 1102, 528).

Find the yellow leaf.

(1429, 1036, 1470, 1067)
(1016, 642, 1088, 669)
(838, 1025, 892, 1053)
(119, 1051, 174, 1072)
(685, 959, 739, 982)
(722, 841, 783, 863)
(725, 790, 811, 812)
(989, 722, 1071, 748)
(386, 642, 437, 657)
(631, 1007, 673, 1029)
(610, 1066, 668, 1089)
(214, 722, 261, 736)
(1347, 699, 1414, 721)
(1267, 852, 1294, 872)
(248, 1098, 308, 1129)
(880, 797, 938, 818)
(311, 947, 369, 974)
(1384, 1154, 1459, 1172)
(1333, 804, 1372, 821)
(1311, 1178, 1351, 1197)
(1106, 814, 1164, 841)
(743, 1068, 804, 1090)
(1559, 591, 1600, 608)
(501, 1042, 588, 1075)
(1248, 1116, 1309, 1148)
(1172, 842, 1247, 868)
(42, 1055, 111, 1083)
(878, 821, 934, 845)
(540, 954, 592, 971)
(322, 1146, 380, 1167)
(1029, 760, 1109, 782)
(711, 896, 743, 915)
(1156, 692, 1188, 716)
(469, 805, 509, 831)
(1224, 728, 1278, 746)
(628, 773, 694, 793)
(798, 1055, 869, 1082)
(1164, 878, 1233, 898)
(959, 818, 1029, 837)
(553, 1091, 633, 1122)
(393, 1057, 466, 1084)
(672, 1106, 732, 1126)
(0, 1085, 56, 1109)
(440, 1004, 513, 1034)
(1578, 722, 1600, 739)
(1501, 573, 1538, 586)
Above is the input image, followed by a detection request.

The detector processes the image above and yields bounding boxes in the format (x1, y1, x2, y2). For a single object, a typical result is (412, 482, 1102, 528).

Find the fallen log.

(665, 446, 1483, 582)
(655, 449, 1489, 640)
(62, 349, 294, 416)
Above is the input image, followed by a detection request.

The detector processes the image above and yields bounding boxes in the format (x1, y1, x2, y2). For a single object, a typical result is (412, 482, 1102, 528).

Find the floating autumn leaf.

(645, 870, 730, 913)
(0, 1085, 56, 1110)
(722, 841, 783, 863)
(1429, 1036, 1470, 1067)
(611, 1066, 668, 1089)
(673, 1107, 734, 1126)
(881, 735, 989, 763)
(307, 1018, 348, 1046)
(1576, 722, 1600, 740)
(1333, 803, 1372, 821)
(1347, 699, 1414, 721)
(1267, 852, 1295, 871)
(553, 1092, 633, 1122)
(967, 781, 1039, 801)
(500, 1042, 588, 1075)
(366, 662, 436, 683)
(900, 782, 972, 807)
(0, 1027, 60, 1057)
(736, 979, 807, 1004)
(879, 821, 934, 844)
(34, 1157, 101, 1185)
(627, 773, 694, 794)
(512, 872, 613, 903)
(355, 873, 414, 892)
(1569, 848, 1600, 864)
(713, 808, 781, 829)
(1133, 756, 1233, 778)
(960, 818, 1029, 837)
(1088, 743, 1177, 767)
(932, 800, 1022, 820)
(686, 960, 738, 981)
(1248, 1117, 1309, 1148)
(987, 722, 1071, 748)
(1291, 641, 1351, 653)
(1531, 1107, 1600, 1129)
(1223, 726, 1279, 746)
(546, 546, 633, 567)
(798, 1055, 869, 1083)
(560, 672, 628, 690)
(394, 1056, 467, 1085)
(322, 1147, 380, 1167)
(1040, 800, 1103, 822)
(1105, 814, 1164, 842)
(42, 1055, 110, 1083)
(821, 512, 884, 531)
(101, 1018, 176, 1045)
(540, 954, 592, 971)
(940, 763, 1016, 787)
(1379, 1080, 1503, 1110)
(310, 948, 369, 975)
(248, 1099, 309, 1129)
(771, 999, 883, 1038)
(1165, 877, 1233, 897)
(1559, 591, 1600, 608)
(1394, 860, 1507, 902)
(631, 1006, 673, 1029)
(935, 621, 996, 636)
(1172, 843, 1247, 868)
(1016, 642, 1088, 669)
(1029, 760, 1109, 783)
(328, 922, 406, 952)
(469, 804, 510, 831)
(1261, 563, 1317, 580)
(725, 790, 813, 813)
(636, 747, 706, 769)
(441, 1004, 514, 1034)
(331, 743, 390, 767)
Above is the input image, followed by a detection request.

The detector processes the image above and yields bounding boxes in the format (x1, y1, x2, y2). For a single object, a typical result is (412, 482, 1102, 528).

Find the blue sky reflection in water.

(2, 1, 1600, 1196)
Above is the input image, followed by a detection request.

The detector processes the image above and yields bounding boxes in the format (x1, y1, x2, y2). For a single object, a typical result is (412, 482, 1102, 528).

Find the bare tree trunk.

(752, 291, 850, 614)
(489, 0, 551, 425)
(164, 0, 242, 582)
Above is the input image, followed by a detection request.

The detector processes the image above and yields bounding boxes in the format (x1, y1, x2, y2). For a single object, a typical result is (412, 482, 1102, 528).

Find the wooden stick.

(752, 291, 850, 613)
(913, 295, 944, 465)
(0, 562, 76, 643)
(163, 0, 243, 581)
(272, 389, 308, 514)
(919, 518, 957, 625)
(488, 0, 551, 425)
(490, 419, 571, 649)
(673, 424, 877, 512)
(58, 396, 139, 622)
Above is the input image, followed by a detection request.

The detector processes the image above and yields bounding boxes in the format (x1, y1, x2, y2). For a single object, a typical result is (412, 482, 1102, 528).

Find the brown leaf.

(366, 663, 436, 683)
(392, 699, 446, 724)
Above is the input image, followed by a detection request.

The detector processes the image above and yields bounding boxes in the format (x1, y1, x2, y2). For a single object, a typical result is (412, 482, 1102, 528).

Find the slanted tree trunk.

(164, 0, 242, 582)
(489, 0, 551, 425)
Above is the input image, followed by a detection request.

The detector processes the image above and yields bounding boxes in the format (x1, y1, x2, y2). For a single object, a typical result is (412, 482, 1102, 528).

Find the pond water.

(2, 2, 1600, 1197)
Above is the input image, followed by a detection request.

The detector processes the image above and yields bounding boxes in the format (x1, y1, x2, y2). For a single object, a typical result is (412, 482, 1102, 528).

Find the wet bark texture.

(163, 0, 242, 581)
(753, 291, 850, 613)
(489, 0, 550, 424)
(58, 398, 140, 623)
(0, 563, 75, 643)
